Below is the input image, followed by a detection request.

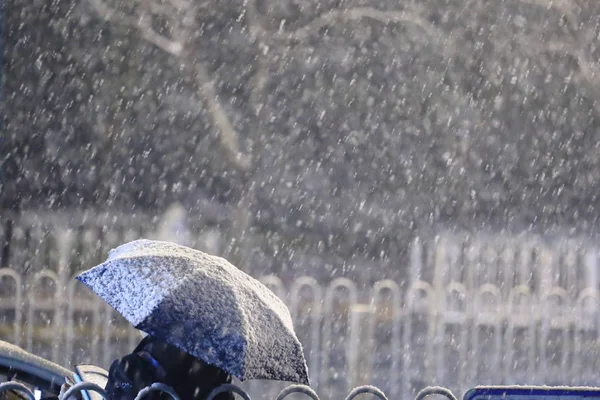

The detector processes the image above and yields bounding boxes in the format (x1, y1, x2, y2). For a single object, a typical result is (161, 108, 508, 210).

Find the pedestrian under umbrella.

(104, 334, 233, 400)
(71, 239, 309, 400)
(48, 335, 233, 400)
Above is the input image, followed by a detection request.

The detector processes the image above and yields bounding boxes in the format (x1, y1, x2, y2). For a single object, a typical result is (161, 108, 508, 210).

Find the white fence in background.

(1, 213, 600, 399)
(2, 269, 600, 399)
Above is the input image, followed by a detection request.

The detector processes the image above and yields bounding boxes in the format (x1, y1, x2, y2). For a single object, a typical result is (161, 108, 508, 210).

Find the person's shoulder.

(109, 352, 150, 376)
(106, 351, 161, 399)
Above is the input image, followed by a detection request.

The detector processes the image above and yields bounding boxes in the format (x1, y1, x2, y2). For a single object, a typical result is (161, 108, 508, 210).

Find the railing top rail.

(43, 382, 458, 400)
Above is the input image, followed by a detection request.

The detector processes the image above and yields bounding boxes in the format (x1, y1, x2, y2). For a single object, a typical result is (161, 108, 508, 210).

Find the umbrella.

(76, 239, 309, 385)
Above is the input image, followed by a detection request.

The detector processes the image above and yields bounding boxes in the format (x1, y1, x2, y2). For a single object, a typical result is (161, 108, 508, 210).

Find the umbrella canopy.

(76, 239, 309, 385)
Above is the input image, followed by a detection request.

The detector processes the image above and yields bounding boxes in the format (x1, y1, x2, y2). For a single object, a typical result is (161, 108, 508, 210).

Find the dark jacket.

(105, 336, 234, 400)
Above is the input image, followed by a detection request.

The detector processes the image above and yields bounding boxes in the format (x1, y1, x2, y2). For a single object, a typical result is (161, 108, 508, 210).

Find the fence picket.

(437, 282, 468, 394)
(65, 276, 103, 366)
(321, 278, 357, 400)
(290, 277, 322, 390)
(369, 280, 402, 399)
(573, 289, 600, 385)
(0, 268, 22, 346)
(504, 286, 535, 384)
(26, 270, 61, 363)
(539, 287, 571, 384)
(470, 284, 502, 385)
(403, 281, 435, 399)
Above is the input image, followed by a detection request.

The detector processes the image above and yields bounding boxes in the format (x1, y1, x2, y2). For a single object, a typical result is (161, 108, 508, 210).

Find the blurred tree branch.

(244, 0, 268, 119)
(513, 0, 600, 112)
(86, 0, 251, 171)
(243, 4, 444, 43)
(287, 7, 442, 41)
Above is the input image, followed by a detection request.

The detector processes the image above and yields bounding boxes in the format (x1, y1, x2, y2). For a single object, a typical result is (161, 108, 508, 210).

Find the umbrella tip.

(74, 270, 89, 282)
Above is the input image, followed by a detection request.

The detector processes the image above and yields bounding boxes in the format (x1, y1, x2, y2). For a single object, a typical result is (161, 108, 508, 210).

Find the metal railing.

(0, 381, 464, 400)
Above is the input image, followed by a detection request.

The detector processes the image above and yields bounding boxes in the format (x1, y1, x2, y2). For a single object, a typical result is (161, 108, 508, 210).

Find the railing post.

(7, 223, 26, 271)
(321, 278, 357, 400)
(369, 280, 402, 399)
(573, 289, 600, 386)
(436, 282, 468, 394)
(26, 270, 60, 362)
(410, 237, 424, 284)
(290, 277, 322, 391)
(349, 304, 373, 388)
(0, 268, 22, 346)
(504, 286, 535, 384)
(539, 287, 571, 384)
(469, 284, 502, 386)
(55, 228, 74, 363)
(403, 281, 434, 399)
(585, 249, 598, 292)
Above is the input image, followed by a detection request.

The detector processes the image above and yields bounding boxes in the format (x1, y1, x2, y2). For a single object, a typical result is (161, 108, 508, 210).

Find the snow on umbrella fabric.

(76, 239, 309, 385)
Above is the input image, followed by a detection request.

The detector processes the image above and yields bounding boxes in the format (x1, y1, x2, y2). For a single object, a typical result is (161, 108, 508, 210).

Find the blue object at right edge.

(464, 386, 600, 400)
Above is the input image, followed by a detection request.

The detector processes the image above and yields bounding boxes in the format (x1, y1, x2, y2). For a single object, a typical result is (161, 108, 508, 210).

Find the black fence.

(0, 381, 462, 400)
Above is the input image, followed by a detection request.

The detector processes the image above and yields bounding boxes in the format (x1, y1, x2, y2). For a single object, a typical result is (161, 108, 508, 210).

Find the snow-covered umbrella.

(76, 239, 309, 385)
